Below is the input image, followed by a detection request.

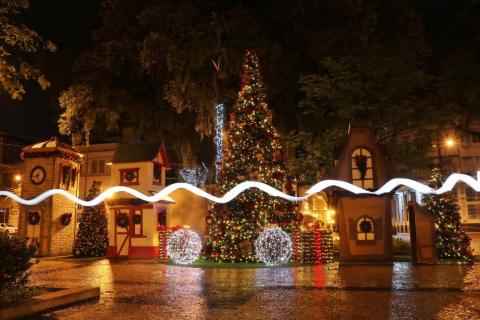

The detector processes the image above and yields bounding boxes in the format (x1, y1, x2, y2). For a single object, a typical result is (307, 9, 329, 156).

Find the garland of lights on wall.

(1, 172, 480, 206)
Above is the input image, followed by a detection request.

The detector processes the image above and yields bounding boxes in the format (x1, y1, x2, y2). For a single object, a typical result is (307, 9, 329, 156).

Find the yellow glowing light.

(14, 174, 21, 182)
(445, 138, 455, 147)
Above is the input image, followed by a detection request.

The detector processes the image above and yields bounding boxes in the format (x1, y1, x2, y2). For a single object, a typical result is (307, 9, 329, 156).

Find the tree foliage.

(421, 168, 474, 263)
(0, 231, 38, 303)
(0, 0, 55, 99)
(57, 0, 480, 173)
(204, 50, 300, 262)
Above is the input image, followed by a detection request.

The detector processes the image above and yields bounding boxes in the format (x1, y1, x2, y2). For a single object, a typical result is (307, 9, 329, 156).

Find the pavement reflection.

(29, 259, 480, 320)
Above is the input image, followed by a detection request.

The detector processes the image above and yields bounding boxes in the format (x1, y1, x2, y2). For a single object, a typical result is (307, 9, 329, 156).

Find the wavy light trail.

(1, 172, 479, 206)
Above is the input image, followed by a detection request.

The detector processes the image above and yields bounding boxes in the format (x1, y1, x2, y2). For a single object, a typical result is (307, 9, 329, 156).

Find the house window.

(472, 134, 480, 144)
(99, 160, 105, 174)
(357, 216, 375, 241)
(132, 209, 143, 237)
(157, 207, 167, 228)
(0, 208, 8, 223)
(351, 148, 374, 189)
(119, 168, 140, 186)
(90, 160, 97, 174)
(153, 163, 162, 185)
(466, 187, 480, 220)
(88, 159, 106, 175)
(466, 187, 480, 201)
(467, 204, 480, 220)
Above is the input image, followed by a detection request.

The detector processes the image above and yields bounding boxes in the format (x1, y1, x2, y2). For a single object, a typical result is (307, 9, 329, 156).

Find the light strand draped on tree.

(421, 168, 474, 263)
(204, 49, 301, 263)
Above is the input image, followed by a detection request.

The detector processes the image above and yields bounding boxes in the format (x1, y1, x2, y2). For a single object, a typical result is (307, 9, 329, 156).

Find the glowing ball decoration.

(167, 229, 202, 264)
(254, 227, 293, 265)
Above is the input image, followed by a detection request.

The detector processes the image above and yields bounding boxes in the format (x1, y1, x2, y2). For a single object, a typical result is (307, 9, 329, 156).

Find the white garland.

(255, 227, 293, 265)
(167, 229, 202, 264)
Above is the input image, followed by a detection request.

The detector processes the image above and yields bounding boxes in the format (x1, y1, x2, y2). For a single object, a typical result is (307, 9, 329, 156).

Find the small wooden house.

(105, 143, 174, 258)
(329, 124, 394, 263)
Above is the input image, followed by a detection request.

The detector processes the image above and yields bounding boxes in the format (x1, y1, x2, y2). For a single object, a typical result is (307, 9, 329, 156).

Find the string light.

(254, 227, 293, 265)
(167, 229, 202, 264)
(2, 171, 480, 207)
(179, 163, 208, 187)
(215, 103, 224, 182)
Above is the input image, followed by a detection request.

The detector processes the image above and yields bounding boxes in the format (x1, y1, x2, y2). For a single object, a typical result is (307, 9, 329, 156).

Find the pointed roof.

(112, 143, 170, 168)
(328, 123, 394, 188)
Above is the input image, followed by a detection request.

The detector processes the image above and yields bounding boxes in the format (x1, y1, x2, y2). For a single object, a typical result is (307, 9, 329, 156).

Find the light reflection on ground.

(29, 259, 480, 320)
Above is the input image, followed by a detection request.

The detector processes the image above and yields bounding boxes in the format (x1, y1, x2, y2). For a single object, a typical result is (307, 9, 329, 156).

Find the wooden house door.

(115, 208, 131, 257)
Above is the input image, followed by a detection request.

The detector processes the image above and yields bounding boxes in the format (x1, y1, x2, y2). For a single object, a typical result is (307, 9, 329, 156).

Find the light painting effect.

(1, 171, 480, 206)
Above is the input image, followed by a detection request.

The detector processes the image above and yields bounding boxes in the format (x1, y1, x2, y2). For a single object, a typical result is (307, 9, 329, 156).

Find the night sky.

(0, 0, 99, 141)
(0, 0, 476, 142)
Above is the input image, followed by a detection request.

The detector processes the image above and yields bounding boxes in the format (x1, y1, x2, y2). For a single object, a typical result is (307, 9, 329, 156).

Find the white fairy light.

(214, 103, 224, 182)
(255, 227, 293, 265)
(179, 163, 208, 187)
(1, 171, 479, 206)
(167, 229, 202, 264)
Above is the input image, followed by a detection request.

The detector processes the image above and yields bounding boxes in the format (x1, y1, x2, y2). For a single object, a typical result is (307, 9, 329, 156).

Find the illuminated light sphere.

(167, 229, 202, 264)
(255, 227, 293, 265)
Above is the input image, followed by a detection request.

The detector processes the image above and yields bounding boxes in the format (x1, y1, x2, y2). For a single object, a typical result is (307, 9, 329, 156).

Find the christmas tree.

(421, 168, 474, 263)
(73, 181, 109, 256)
(204, 49, 301, 262)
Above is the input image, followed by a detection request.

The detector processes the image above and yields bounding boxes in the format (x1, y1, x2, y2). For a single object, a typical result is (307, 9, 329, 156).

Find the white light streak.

(1, 172, 479, 206)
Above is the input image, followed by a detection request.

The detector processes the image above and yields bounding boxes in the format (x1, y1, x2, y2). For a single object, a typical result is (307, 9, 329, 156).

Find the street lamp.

(434, 135, 460, 171)
(445, 137, 455, 148)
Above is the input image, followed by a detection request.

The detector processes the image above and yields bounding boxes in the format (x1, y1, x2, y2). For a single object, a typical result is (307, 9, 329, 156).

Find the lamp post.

(444, 137, 462, 173)
(435, 136, 461, 173)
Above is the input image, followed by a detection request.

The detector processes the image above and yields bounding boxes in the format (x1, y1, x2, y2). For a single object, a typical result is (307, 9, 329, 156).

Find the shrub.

(0, 231, 38, 304)
(393, 237, 411, 255)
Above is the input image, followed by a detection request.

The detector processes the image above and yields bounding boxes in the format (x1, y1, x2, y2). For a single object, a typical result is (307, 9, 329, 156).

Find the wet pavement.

(29, 259, 480, 320)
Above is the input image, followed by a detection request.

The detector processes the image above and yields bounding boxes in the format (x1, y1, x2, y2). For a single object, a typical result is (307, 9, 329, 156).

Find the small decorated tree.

(204, 50, 301, 262)
(73, 181, 108, 256)
(421, 168, 474, 263)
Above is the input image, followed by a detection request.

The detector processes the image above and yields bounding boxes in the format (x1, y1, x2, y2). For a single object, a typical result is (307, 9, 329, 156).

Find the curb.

(0, 287, 100, 320)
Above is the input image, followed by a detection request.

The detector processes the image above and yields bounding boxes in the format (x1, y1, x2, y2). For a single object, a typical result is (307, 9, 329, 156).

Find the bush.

(393, 237, 411, 255)
(0, 231, 38, 304)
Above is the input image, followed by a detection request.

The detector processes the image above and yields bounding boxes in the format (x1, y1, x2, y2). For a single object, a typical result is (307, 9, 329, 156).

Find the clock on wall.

(30, 166, 46, 185)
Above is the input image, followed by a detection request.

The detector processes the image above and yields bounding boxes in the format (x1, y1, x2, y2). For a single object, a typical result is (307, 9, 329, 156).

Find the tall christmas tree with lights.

(204, 49, 301, 262)
(421, 168, 474, 263)
(73, 181, 108, 256)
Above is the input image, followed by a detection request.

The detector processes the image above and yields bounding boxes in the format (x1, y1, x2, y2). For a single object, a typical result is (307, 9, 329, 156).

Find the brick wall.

(19, 156, 80, 256)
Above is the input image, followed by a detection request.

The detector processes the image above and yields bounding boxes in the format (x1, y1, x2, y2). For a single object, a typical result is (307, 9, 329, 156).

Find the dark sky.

(0, 0, 474, 142)
(0, 0, 99, 141)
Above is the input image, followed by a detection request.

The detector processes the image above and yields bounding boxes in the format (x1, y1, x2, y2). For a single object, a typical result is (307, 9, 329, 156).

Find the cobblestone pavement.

(29, 259, 480, 320)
